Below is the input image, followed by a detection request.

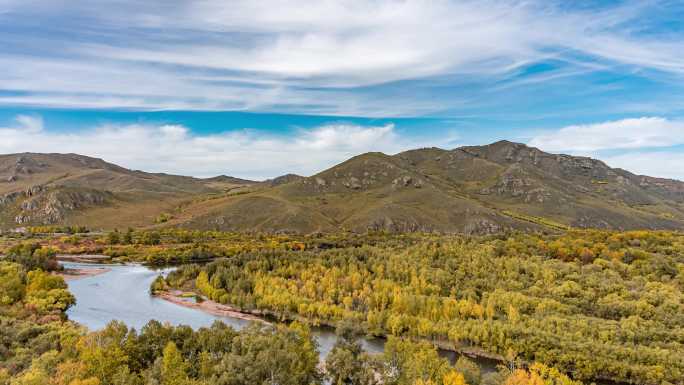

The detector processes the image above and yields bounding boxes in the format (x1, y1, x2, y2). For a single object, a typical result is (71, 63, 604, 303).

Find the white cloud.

(528, 116, 684, 180)
(159, 125, 188, 141)
(0, 116, 432, 179)
(296, 124, 396, 150)
(13, 115, 43, 133)
(1, 1, 684, 114)
(529, 117, 684, 152)
(602, 151, 684, 181)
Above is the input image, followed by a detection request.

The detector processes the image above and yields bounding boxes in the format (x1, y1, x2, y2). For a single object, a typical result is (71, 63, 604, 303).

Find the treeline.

(23, 226, 90, 235)
(3, 228, 432, 265)
(102, 229, 426, 265)
(160, 230, 684, 384)
(1, 309, 580, 385)
(1, 316, 580, 385)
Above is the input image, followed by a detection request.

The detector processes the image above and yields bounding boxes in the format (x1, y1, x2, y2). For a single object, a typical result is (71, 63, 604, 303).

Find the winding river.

(61, 262, 383, 358)
(62, 261, 499, 371)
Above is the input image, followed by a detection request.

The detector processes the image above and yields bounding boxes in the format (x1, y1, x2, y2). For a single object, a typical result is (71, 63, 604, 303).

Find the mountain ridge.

(166, 141, 684, 233)
(1, 142, 683, 232)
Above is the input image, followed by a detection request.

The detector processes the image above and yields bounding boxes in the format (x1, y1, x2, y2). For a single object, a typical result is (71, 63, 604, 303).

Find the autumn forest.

(1, 228, 682, 385)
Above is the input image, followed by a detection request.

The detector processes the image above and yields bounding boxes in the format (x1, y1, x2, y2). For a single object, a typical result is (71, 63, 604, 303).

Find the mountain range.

(1, 140, 683, 233)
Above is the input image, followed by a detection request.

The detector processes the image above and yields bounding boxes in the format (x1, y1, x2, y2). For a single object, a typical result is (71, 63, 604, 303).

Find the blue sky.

(1, 0, 684, 179)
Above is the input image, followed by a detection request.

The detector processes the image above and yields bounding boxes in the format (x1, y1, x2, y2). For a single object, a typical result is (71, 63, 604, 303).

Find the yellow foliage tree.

(161, 342, 189, 385)
(503, 369, 544, 385)
(442, 370, 468, 385)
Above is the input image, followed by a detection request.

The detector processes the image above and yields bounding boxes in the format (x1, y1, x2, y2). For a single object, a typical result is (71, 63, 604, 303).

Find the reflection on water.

(62, 262, 383, 357)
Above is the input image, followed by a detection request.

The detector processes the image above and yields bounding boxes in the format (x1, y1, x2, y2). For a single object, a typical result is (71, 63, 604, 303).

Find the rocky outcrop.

(21, 199, 39, 210)
(367, 217, 429, 233)
(5, 185, 112, 225)
(25, 185, 44, 197)
(487, 165, 553, 203)
(11, 155, 48, 175)
(14, 214, 30, 224)
(463, 218, 503, 235)
(392, 175, 423, 189)
(495, 166, 533, 197)
(342, 177, 361, 189)
(0, 191, 21, 206)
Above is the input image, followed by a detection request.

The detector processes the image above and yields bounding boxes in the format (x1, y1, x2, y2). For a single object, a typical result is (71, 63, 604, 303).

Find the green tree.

(0, 262, 25, 305)
(123, 228, 134, 244)
(25, 270, 75, 313)
(453, 357, 480, 385)
(140, 231, 161, 246)
(6, 243, 59, 271)
(150, 275, 168, 294)
(161, 341, 189, 385)
(78, 321, 130, 384)
(325, 323, 378, 385)
(213, 323, 322, 385)
(381, 337, 449, 385)
(106, 230, 121, 245)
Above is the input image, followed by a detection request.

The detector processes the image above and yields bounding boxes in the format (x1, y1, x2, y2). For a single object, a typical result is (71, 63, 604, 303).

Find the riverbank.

(56, 266, 111, 281)
(156, 290, 269, 324)
(155, 290, 504, 366)
(57, 254, 112, 263)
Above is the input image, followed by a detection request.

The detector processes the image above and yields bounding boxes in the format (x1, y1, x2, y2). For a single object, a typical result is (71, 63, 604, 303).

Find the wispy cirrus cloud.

(0, 115, 438, 179)
(1, 1, 684, 116)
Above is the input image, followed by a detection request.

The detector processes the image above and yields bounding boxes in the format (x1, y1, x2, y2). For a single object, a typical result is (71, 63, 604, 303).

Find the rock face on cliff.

(2, 142, 684, 233)
(7, 186, 111, 224)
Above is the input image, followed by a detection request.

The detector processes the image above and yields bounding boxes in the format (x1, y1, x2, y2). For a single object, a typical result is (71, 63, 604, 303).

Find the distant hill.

(2, 142, 684, 233)
(0, 153, 252, 229)
(265, 174, 305, 187)
(203, 175, 259, 185)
